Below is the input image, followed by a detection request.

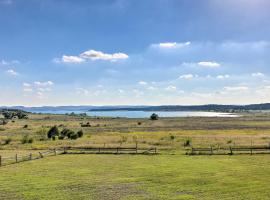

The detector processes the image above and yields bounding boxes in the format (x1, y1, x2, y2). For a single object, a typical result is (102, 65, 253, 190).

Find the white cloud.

(165, 85, 177, 91)
(22, 81, 54, 98)
(1, 59, 19, 65)
(80, 50, 128, 61)
(23, 82, 31, 87)
(198, 61, 220, 68)
(138, 81, 147, 85)
(60, 55, 85, 63)
(55, 49, 128, 64)
(224, 86, 249, 91)
(147, 86, 157, 90)
(252, 72, 264, 77)
(151, 41, 191, 49)
(6, 69, 18, 76)
(34, 81, 54, 87)
(179, 74, 197, 80)
(217, 74, 230, 79)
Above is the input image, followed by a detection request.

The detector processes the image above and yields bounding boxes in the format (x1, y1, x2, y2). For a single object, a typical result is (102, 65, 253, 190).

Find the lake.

(29, 110, 239, 118)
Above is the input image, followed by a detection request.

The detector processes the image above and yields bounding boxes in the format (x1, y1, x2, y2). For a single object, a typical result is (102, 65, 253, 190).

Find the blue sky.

(1, 0, 270, 106)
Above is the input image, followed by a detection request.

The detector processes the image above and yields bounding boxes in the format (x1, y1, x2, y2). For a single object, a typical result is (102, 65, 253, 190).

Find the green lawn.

(0, 154, 270, 200)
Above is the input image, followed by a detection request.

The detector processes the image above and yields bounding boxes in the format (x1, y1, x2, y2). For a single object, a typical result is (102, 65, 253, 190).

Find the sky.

(1, 0, 270, 106)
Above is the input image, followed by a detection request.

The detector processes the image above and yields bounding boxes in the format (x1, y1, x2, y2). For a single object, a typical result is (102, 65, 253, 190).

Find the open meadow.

(1, 112, 270, 199)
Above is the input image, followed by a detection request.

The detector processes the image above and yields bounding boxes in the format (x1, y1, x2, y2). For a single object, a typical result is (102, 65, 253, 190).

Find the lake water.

(30, 110, 239, 118)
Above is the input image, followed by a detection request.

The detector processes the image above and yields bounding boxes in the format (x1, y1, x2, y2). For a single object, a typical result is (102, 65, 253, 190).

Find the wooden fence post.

(29, 153, 32, 160)
(155, 147, 157, 154)
(229, 147, 233, 155)
(0, 155, 2, 166)
(54, 149, 56, 156)
(211, 146, 213, 155)
(136, 142, 138, 154)
(116, 147, 119, 154)
(15, 154, 18, 163)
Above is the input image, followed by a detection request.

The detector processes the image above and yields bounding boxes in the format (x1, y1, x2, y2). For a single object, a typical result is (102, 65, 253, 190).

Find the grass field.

(1, 112, 270, 199)
(1, 154, 270, 200)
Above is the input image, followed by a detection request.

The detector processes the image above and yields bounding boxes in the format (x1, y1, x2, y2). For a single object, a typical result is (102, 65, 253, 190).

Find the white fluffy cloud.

(34, 81, 54, 87)
(6, 69, 18, 76)
(55, 49, 128, 63)
(165, 85, 177, 91)
(138, 81, 147, 85)
(23, 81, 54, 99)
(179, 74, 197, 80)
(151, 41, 191, 49)
(80, 50, 128, 61)
(252, 72, 264, 77)
(198, 61, 220, 68)
(217, 74, 230, 79)
(61, 55, 85, 63)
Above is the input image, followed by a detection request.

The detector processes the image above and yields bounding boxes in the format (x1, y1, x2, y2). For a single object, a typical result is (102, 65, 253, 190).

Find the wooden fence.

(0, 146, 157, 167)
(0, 149, 64, 167)
(187, 145, 270, 155)
(64, 147, 157, 154)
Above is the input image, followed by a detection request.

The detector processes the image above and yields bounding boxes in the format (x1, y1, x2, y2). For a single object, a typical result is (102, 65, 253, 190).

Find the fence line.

(64, 146, 157, 154)
(0, 148, 64, 167)
(0, 146, 157, 167)
(187, 145, 270, 155)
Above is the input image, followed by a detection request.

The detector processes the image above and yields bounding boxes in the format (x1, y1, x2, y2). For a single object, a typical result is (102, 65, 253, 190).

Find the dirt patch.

(94, 182, 149, 200)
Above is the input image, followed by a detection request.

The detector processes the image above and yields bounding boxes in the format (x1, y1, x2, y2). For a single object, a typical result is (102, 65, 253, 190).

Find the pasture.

(1, 112, 270, 199)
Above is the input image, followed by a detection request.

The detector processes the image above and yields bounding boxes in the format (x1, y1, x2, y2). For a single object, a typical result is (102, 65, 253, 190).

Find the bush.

(21, 135, 34, 144)
(70, 132, 78, 140)
(77, 130, 84, 138)
(137, 122, 142, 125)
(36, 128, 47, 141)
(170, 135, 175, 140)
(23, 124, 28, 128)
(58, 135, 65, 140)
(150, 113, 159, 120)
(184, 139, 192, 147)
(3, 137, 12, 145)
(47, 126, 60, 139)
(61, 128, 71, 137)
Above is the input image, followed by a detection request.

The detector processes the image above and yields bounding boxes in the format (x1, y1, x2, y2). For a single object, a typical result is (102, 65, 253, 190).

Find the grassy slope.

(0, 154, 270, 200)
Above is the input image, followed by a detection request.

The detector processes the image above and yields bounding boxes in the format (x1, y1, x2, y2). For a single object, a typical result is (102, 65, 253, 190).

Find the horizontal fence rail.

(64, 147, 157, 154)
(0, 146, 157, 167)
(187, 145, 270, 155)
(0, 148, 65, 167)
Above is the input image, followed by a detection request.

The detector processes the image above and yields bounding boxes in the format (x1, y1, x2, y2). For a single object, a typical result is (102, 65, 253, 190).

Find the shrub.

(137, 122, 142, 125)
(21, 135, 34, 144)
(23, 124, 28, 128)
(70, 132, 78, 140)
(150, 113, 159, 120)
(47, 126, 59, 139)
(184, 139, 192, 147)
(36, 128, 47, 141)
(170, 135, 175, 140)
(61, 128, 71, 137)
(3, 137, 12, 145)
(77, 130, 84, 138)
(58, 135, 65, 140)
